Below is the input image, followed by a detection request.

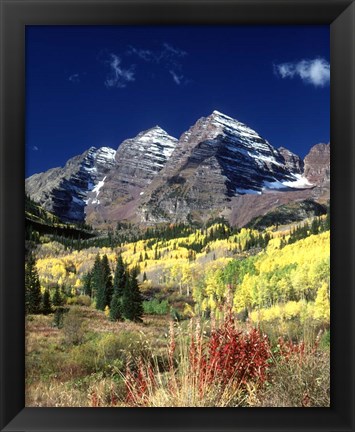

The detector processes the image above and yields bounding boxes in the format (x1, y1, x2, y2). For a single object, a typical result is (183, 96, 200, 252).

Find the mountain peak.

(210, 110, 232, 118)
(141, 125, 171, 136)
(136, 125, 177, 142)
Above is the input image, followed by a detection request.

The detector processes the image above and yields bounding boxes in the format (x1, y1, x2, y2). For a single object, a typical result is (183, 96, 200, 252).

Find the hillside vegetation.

(25, 204, 330, 407)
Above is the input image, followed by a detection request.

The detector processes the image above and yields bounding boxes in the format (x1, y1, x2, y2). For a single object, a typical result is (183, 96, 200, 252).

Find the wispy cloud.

(162, 43, 187, 58)
(169, 70, 184, 85)
(128, 43, 189, 85)
(105, 53, 135, 88)
(68, 73, 80, 83)
(32, 145, 39, 151)
(274, 58, 330, 87)
(128, 46, 154, 62)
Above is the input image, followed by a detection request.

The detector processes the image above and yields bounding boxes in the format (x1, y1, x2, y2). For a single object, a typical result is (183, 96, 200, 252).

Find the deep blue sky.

(26, 25, 330, 177)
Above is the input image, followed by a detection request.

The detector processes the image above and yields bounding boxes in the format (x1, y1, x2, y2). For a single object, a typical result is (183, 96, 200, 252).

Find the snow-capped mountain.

(137, 111, 315, 224)
(25, 111, 329, 227)
(84, 126, 178, 225)
(26, 146, 117, 222)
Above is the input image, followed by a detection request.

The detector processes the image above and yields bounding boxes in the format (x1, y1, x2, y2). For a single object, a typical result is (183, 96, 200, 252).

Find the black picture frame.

(1, 0, 354, 431)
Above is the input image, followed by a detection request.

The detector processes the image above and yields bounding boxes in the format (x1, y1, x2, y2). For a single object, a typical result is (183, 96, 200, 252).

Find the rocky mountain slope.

(26, 111, 330, 228)
(26, 147, 116, 222)
(85, 126, 178, 226)
(137, 111, 314, 224)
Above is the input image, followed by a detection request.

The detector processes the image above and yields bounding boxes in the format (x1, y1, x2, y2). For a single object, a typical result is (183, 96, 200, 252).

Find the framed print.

(1, 0, 354, 431)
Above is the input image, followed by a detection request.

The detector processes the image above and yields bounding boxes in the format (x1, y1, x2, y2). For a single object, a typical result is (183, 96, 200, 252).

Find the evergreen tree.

(311, 218, 319, 235)
(82, 272, 92, 297)
(101, 254, 113, 307)
(122, 268, 143, 322)
(42, 288, 52, 315)
(53, 307, 64, 328)
(142, 271, 147, 282)
(25, 253, 42, 314)
(109, 254, 127, 320)
(109, 292, 122, 321)
(52, 284, 63, 307)
(113, 255, 126, 297)
(92, 254, 106, 310)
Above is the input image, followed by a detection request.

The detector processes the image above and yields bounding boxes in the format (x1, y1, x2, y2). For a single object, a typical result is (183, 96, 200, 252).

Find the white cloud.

(274, 58, 330, 87)
(128, 47, 154, 61)
(169, 70, 184, 85)
(105, 54, 135, 88)
(32, 146, 39, 151)
(103, 44, 189, 88)
(162, 43, 187, 58)
(68, 73, 80, 83)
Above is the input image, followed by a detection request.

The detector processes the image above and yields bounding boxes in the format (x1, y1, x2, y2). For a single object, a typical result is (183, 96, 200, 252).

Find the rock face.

(137, 111, 313, 224)
(278, 147, 304, 174)
(25, 111, 330, 228)
(25, 147, 117, 222)
(85, 126, 178, 225)
(304, 143, 330, 186)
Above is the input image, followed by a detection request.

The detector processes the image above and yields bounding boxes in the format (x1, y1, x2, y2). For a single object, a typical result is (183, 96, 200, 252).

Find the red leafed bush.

(125, 314, 272, 405)
(205, 315, 271, 386)
(188, 314, 271, 392)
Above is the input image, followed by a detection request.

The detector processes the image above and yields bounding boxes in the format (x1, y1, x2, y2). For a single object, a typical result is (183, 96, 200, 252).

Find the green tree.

(82, 272, 92, 297)
(101, 254, 113, 307)
(42, 288, 52, 315)
(122, 268, 143, 322)
(91, 254, 102, 300)
(52, 284, 63, 307)
(91, 254, 106, 311)
(113, 254, 126, 297)
(25, 253, 42, 314)
(109, 292, 122, 321)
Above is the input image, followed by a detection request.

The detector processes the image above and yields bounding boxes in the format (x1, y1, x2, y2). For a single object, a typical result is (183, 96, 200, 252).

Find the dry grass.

(254, 349, 330, 407)
(25, 309, 330, 408)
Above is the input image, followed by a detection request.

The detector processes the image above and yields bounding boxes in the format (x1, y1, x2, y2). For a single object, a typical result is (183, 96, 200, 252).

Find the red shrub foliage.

(277, 335, 320, 363)
(189, 314, 271, 389)
(125, 314, 272, 404)
(207, 316, 271, 385)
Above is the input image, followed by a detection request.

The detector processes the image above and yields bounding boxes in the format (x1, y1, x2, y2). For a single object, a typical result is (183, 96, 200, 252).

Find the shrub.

(66, 295, 91, 307)
(205, 315, 271, 386)
(143, 299, 169, 315)
(63, 307, 86, 345)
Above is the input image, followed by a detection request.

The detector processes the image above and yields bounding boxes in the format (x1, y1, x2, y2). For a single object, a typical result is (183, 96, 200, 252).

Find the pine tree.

(25, 253, 42, 314)
(122, 268, 143, 322)
(91, 254, 102, 300)
(42, 288, 52, 315)
(92, 254, 106, 310)
(101, 254, 113, 307)
(82, 272, 92, 297)
(109, 292, 122, 321)
(113, 255, 126, 297)
(52, 284, 63, 307)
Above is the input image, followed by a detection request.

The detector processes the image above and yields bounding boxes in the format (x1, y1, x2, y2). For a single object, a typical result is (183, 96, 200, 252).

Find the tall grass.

(122, 314, 271, 407)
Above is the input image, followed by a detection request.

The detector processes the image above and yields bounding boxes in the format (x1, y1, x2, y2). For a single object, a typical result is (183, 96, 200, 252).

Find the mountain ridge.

(26, 111, 330, 228)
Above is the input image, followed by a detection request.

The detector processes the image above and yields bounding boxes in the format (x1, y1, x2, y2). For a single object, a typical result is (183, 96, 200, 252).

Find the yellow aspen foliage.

(104, 305, 110, 317)
(313, 282, 330, 323)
